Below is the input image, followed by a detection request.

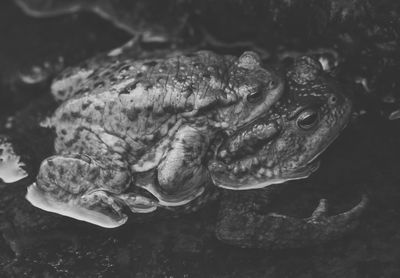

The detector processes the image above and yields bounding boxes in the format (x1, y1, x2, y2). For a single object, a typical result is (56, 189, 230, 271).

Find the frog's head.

(209, 56, 352, 189)
(214, 51, 284, 131)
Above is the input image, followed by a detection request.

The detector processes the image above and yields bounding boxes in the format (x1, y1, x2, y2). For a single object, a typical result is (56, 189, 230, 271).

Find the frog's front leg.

(139, 125, 210, 206)
(26, 154, 157, 228)
(216, 190, 368, 249)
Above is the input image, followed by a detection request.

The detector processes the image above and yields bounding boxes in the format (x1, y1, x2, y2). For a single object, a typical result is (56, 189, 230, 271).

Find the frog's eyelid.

(287, 103, 321, 120)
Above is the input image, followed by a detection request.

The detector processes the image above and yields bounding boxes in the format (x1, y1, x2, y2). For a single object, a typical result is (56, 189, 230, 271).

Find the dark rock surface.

(1, 0, 400, 277)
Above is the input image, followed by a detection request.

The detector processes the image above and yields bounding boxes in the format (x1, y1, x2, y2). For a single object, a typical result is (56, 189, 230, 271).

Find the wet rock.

(1, 0, 400, 277)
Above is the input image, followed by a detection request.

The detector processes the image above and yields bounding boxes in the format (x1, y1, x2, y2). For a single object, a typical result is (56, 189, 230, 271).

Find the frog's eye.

(246, 88, 264, 103)
(296, 109, 319, 130)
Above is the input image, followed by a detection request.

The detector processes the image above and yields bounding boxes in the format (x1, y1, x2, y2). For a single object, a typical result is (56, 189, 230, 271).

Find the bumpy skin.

(26, 50, 284, 228)
(209, 56, 352, 189)
(25, 51, 367, 248)
(212, 56, 367, 247)
(16, 0, 367, 249)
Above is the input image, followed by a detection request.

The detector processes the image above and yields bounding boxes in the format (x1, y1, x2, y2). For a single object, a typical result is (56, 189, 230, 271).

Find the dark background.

(1, 0, 400, 277)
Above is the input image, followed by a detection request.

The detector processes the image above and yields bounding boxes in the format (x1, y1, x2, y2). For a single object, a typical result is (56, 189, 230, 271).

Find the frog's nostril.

(329, 95, 337, 104)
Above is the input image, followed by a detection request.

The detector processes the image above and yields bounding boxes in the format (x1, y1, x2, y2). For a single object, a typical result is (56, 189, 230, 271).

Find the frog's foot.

(216, 194, 368, 249)
(80, 190, 158, 222)
(26, 154, 133, 228)
(26, 183, 127, 228)
(115, 192, 158, 214)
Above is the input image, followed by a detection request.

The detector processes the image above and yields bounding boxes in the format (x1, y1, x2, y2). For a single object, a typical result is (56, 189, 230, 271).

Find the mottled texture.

(22, 46, 364, 250)
(28, 49, 286, 228)
(209, 56, 352, 189)
(1, 0, 399, 276)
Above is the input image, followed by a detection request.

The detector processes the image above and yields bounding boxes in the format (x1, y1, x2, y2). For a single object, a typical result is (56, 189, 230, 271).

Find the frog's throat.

(211, 160, 320, 190)
(26, 183, 127, 228)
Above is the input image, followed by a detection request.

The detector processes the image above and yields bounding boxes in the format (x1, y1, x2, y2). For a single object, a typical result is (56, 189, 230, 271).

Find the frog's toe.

(79, 190, 128, 227)
(117, 193, 158, 213)
(266, 194, 368, 225)
(307, 194, 368, 227)
(266, 194, 369, 247)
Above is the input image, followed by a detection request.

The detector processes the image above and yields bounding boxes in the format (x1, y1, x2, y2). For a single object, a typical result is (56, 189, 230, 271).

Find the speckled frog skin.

(27, 50, 284, 226)
(209, 57, 351, 189)
(26, 51, 367, 248)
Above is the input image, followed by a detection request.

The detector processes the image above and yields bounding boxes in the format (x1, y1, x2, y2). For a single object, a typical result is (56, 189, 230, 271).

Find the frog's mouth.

(208, 154, 321, 190)
(208, 118, 345, 190)
(208, 90, 352, 190)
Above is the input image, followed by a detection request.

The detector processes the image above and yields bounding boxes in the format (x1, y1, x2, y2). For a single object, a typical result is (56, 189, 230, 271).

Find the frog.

(26, 50, 285, 228)
(210, 56, 368, 247)
(24, 49, 367, 248)
(209, 56, 350, 189)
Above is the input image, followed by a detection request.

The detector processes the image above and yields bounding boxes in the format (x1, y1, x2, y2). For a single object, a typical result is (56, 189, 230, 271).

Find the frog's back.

(50, 51, 235, 165)
(51, 50, 233, 102)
